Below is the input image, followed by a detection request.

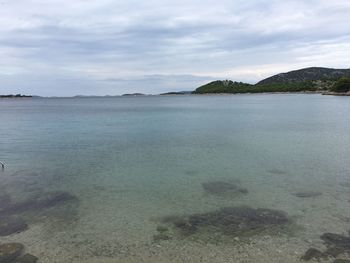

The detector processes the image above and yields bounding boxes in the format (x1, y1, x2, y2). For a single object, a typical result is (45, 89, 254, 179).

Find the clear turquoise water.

(1, 94, 350, 262)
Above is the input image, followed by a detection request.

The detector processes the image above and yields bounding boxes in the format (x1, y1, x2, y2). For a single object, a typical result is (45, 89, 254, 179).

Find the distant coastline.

(2, 67, 350, 98)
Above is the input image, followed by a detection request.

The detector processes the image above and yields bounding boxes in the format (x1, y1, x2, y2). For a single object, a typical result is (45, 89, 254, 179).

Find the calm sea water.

(1, 94, 350, 262)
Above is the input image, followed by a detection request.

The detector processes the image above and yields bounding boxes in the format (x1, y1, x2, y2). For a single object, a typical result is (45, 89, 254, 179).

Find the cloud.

(0, 0, 349, 95)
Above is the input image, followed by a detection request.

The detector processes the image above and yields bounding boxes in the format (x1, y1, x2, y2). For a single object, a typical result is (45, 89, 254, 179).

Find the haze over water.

(1, 94, 350, 262)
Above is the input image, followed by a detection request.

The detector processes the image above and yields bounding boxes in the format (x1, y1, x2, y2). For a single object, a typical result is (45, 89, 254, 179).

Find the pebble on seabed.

(0, 243, 38, 263)
(0, 243, 24, 263)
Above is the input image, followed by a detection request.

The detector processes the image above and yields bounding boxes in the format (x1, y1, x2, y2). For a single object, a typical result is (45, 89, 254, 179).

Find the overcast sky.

(0, 0, 350, 96)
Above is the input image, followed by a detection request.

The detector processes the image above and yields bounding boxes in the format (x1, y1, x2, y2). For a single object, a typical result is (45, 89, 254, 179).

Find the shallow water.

(1, 94, 350, 262)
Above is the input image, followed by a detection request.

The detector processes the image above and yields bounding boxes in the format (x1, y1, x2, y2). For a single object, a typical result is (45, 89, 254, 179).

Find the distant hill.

(257, 67, 350, 85)
(193, 67, 350, 94)
(193, 80, 253, 94)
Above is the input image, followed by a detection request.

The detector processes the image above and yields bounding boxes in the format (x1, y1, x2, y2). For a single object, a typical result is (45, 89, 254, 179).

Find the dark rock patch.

(14, 253, 38, 263)
(1, 191, 77, 216)
(324, 246, 346, 257)
(293, 191, 322, 198)
(303, 232, 350, 261)
(301, 248, 323, 261)
(0, 243, 24, 263)
(0, 217, 28, 236)
(321, 233, 350, 250)
(202, 181, 248, 196)
(314, 233, 350, 258)
(162, 206, 289, 237)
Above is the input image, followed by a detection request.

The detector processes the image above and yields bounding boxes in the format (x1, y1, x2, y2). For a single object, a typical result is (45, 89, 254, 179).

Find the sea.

(0, 94, 350, 262)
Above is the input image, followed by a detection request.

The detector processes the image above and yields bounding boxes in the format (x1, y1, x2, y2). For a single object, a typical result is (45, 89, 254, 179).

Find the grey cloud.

(0, 0, 349, 95)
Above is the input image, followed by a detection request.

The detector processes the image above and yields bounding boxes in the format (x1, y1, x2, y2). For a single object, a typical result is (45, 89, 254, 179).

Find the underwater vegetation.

(202, 181, 248, 196)
(161, 206, 289, 238)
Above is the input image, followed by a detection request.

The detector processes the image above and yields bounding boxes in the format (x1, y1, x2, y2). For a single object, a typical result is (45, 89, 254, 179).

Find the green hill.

(193, 80, 253, 94)
(193, 67, 350, 94)
(257, 67, 350, 85)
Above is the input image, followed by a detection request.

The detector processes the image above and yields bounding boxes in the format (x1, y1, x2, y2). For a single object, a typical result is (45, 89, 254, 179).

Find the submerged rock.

(0, 243, 24, 263)
(317, 233, 350, 258)
(0, 217, 28, 236)
(14, 253, 38, 263)
(321, 233, 350, 249)
(202, 181, 248, 196)
(324, 246, 346, 257)
(303, 233, 350, 261)
(300, 248, 323, 261)
(162, 206, 289, 237)
(293, 191, 322, 198)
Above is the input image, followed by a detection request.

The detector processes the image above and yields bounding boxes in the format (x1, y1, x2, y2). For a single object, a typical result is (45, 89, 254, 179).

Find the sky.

(0, 0, 350, 96)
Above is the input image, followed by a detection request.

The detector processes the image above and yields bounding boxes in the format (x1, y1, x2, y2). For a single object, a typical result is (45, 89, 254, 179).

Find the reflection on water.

(1, 94, 350, 262)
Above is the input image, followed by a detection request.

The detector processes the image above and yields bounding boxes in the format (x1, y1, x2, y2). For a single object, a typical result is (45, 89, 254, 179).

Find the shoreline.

(2, 91, 350, 99)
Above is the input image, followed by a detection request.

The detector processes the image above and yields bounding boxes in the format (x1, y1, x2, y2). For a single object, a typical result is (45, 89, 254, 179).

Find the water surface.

(1, 94, 350, 262)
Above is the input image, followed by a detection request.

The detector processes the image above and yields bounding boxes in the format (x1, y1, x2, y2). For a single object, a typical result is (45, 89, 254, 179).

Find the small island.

(121, 93, 146, 96)
(160, 91, 192, 95)
(0, 94, 32, 98)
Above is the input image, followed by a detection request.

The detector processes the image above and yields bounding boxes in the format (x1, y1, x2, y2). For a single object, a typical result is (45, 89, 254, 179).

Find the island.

(0, 94, 32, 98)
(121, 93, 146, 96)
(192, 67, 350, 95)
(160, 91, 192, 95)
